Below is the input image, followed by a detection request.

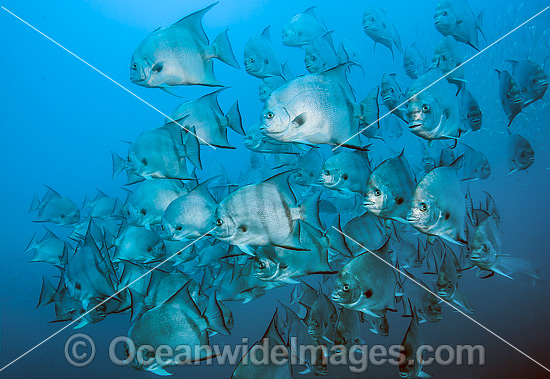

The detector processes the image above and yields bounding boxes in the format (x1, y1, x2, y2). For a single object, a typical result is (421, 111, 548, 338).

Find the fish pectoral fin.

(292, 112, 307, 128)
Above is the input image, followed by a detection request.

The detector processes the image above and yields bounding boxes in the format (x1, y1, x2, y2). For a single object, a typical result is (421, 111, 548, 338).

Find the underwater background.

(1, 0, 549, 378)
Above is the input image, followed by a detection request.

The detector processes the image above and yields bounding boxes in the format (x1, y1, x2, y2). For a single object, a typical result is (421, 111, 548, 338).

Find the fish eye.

(259, 262, 266, 269)
(216, 219, 224, 226)
(311, 56, 316, 61)
(324, 170, 330, 176)
(448, 280, 453, 288)
(60, 214, 65, 218)
(441, 55, 447, 61)
(132, 63, 137, 69)
(443, 11, 448, 16)
(420, 203, 428, 212)
(160, 225, 165, 230)
(249, 57, 255, 63)
(482, 244, 488, 251)
(374, 189, 381, 196)
(343, 284, 350, 292)
(422, 104, 430, 113)
(266, 111, 274, 119)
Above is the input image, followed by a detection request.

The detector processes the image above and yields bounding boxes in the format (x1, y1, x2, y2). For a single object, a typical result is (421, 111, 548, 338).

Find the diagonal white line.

(0, 228, 215, 373)
(332, 227, 550, 374)
(0, 5, 216, 149)
(333, 6, 550, 151)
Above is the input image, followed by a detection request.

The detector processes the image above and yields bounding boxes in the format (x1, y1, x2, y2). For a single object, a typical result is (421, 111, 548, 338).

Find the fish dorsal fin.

(173, 2, 218, 45)
(199, 88, 226, 113)
(505, 59, 519, 70)
(261, 25, 271, 41)
(303, 6, 318, 18)
(42, 186, 63, 203)
(321, 63, 353, 85)
(165, 282, 201, 316)
(449, 155, 464, 171)
(262, 310, 286, 346)
(191, 177, 218, 204)
(322, 31, 336, 51)
(263, 170, 298, 204)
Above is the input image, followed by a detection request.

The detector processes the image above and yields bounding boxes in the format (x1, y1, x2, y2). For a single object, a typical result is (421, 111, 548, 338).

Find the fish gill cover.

(1, 0, 550, 378)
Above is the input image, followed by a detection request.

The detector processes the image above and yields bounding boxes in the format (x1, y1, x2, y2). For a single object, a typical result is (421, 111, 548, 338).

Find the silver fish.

(506, 130, 534, 174)
(407, 68, 460, 141)
(166, 89, 244, 148)
(25, 228, 70, 265)
(341, 212, 389, 255)
(362, 6, 402, 57)
(306, 290, 337, 342)
(122, 179, 188, 227)
(29, 186, 80, 225)
(130, 3, 239, 88)
(127, 284, 229, 375)
(259, 76, 287, 103)
(434, 245, 473, 312)
(113, 224, 164, 263)
(282, 7, 326, 47)
(332, 243, 398, 318)
(364, 150, 415, 220)
(363, 311, 390, 336)
(244, 26, 283, 78)
(408, 157, 467, 244)
(459, 89, 482, 133)
(304, 32, 339, 73)
(398, 309, 430, 378)
(159, 180, 217, 240)
(334, 308, 363, 352)
(320, 150, 371, 197)
(112, 123, 200, 182)
(244, 122, 300, 155)
(495, 69, 523, 126)
(213, 171, 320, 252)
(403, 43, 427, 79)
(506, 59, 549, 106)
(380, 73, 407, 121)
(294, 148, 324, 187)
(261, 65, 378, 148)
(402, 272, 443, 323)
(82, 190, 121, 220)
(462, 144, 490, 180)
(434, 0, 484, 50)
(432, 36, 466, 91)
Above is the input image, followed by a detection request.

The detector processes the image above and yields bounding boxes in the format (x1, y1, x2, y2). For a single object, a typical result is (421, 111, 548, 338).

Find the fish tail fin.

(111, 151, 126, 178)
(37, 276, 56, 308)
(29, 194, 41, 213)
(211, 29, 240, 69)
(360, 85, 380, 129)
(184, 127, 203, 170)
(225, 101, 244, 135)
(300, 192, 322, 231)
(452, 288, 474, 313)
(203, 292, 230, 335)
(497, 256, 541, 282)
(24, 233, 38, 254)
(477, 11, 486, 42)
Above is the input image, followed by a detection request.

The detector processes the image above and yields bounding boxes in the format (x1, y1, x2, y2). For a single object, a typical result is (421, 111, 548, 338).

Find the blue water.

(1, 0, 549, 378)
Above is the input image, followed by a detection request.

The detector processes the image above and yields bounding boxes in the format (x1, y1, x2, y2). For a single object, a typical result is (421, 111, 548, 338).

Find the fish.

(319, 150, 371, 197)
(29, 186, 80, 225)
(398, 308, 430, 378)
(421, 144, 436, 174)
(495, 69, 524, 126)
(304, 32, 339, 73)
(506, 59, 549, 106)
(403, 43, 427, 79)
(282, 7, 326, 47)
(401, 272, 443, 323)
(334, 308, 364, 351)
(506, 130, 535, 174)
(432, 36, 466, 91)
(244, 122, 300, 155)
(434, 244, 473, 312)
(293, 148, 324, 188)
(64, 226, 117, 309)
(213, 171, 321, 252)
(459, 89, 483, 133)
(112, 123, 200, 183)
(259, 75, 287, 103)
(462, 144, 490, 180)
(408, 157, 467, 244)
(82, 190, 121, 220)
(232, 311, 292, 378)
(439, 145, 456, 166)
(362, 6, 403, 57)
(129, 3, 239, 88)
(112, 224, 164, 263)
(395, 234, 425, 269)
(306, 289, 338, 343)
(407, 68, 461, 141)
(127, 284, 229, 375)
(364, 150, 415, 220)
(380, 73, 407, 121)
(470, 215, 539, 281)
(166, 89, 244, 148)
(25, 228, 71, 265)
(341, 212, 389, 255)
(122, 179, 188, 227)
(159, 180, 217, 240)
(253, 230, 334, 284)
(244, 26, 283, 79)
(332, 241, 398, 318)
(434, 0, 484, 50)
(261, 64, 379, 149)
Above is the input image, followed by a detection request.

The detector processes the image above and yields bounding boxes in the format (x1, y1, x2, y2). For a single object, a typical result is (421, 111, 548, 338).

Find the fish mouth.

(363, 200, 374, 207)
(383, 95, 394, 102)
(408, 122, 424, 129)
(512, 98, 523, 104)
